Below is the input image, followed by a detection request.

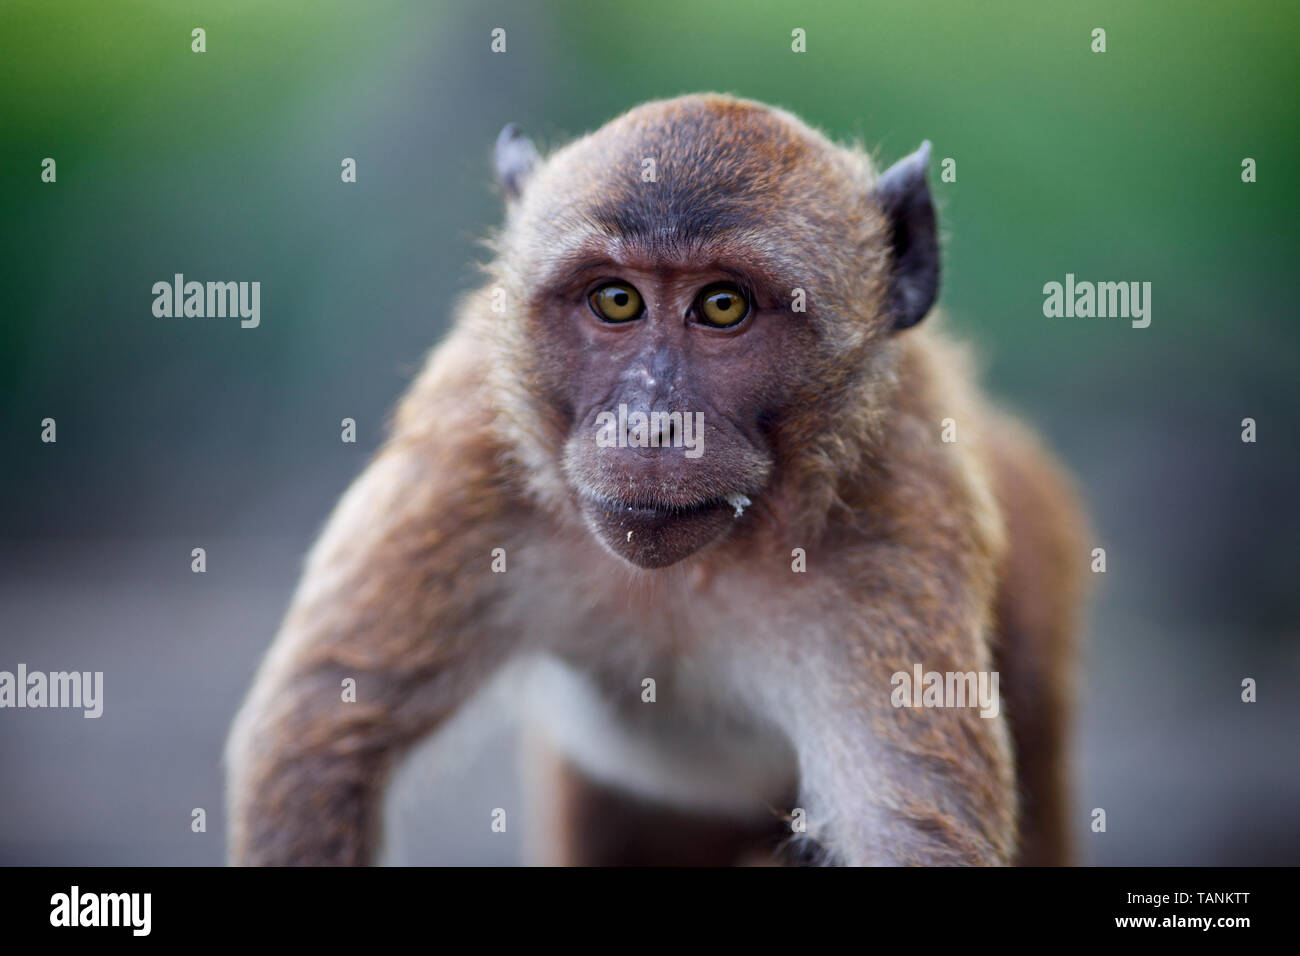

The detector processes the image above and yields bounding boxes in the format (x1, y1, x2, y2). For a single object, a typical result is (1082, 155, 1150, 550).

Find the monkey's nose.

(624, 414, 679, 458)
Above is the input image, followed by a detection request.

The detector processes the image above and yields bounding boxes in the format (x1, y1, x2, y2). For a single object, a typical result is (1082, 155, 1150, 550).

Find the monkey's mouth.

(579, 494, 746, 569)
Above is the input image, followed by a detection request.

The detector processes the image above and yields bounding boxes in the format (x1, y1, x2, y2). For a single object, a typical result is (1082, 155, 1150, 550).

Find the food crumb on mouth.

(725, 493, 752, 518)
(627, 530, 634, 542)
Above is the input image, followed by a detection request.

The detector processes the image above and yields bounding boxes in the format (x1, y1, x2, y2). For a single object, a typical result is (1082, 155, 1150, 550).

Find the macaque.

(226, 93, 1086, 866)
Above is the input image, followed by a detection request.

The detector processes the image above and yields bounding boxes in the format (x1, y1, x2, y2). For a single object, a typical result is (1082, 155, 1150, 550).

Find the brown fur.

(226, 94, 1086, 866)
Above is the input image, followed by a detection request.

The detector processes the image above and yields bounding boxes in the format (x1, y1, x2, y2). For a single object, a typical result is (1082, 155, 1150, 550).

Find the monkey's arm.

(789, 405, 1018, 866)
(796, 650, 1017, 866)
(225, 336, 521, 865)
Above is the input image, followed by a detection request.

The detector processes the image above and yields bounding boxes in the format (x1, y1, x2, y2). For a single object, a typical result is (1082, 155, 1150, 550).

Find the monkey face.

(551, 262, 804, 569)
(491, 95, 937, 569)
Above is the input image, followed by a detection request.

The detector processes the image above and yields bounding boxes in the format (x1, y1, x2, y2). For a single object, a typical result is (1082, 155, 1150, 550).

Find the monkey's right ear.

(871, 141, 939, 331)
(495, 123, 539, 202)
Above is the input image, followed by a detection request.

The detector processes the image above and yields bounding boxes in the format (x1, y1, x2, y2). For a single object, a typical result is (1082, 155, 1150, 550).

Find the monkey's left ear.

(871, 141, 939, 331)
(495, 123, 540, 202)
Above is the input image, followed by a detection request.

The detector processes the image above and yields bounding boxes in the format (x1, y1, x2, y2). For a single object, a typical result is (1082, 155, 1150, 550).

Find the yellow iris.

(590, 282, 643, 322)
(698, 283, 749, 327)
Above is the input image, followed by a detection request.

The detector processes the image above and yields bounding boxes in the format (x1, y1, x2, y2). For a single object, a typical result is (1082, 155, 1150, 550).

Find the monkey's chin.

(579, 497, 737, 569)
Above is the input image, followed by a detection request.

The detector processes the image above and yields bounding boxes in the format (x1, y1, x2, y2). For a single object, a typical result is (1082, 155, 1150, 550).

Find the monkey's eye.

(589, 282, 644, 323)
(696, 283, 750, 328)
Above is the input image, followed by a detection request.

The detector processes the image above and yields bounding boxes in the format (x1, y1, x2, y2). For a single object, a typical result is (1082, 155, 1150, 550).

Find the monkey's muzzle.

(580, 496, 738, 569)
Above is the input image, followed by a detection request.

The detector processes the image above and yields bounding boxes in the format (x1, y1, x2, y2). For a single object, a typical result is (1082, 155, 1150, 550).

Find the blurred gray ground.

(1, 440, 1297, 865)
(0, 530, 516, 866)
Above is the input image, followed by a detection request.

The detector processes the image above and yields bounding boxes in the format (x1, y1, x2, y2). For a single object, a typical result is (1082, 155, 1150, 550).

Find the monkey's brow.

(540, 239, 805, 306)
(541, 250, 623, 291)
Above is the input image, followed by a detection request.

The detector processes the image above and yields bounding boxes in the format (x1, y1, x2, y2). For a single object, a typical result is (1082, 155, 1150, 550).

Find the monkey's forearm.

(789, 560, 1015, 866)
(798, 694, 1017, 866)
(226, 667, 402, 865)
(226, 439, 519, 865)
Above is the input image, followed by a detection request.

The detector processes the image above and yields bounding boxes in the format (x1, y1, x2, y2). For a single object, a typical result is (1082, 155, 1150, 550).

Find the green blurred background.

(2, 0, 1297, 864)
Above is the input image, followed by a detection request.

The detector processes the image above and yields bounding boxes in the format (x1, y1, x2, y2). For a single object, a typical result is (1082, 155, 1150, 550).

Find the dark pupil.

(715, 295, 733, 311)
(612, 291, 629, 307)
